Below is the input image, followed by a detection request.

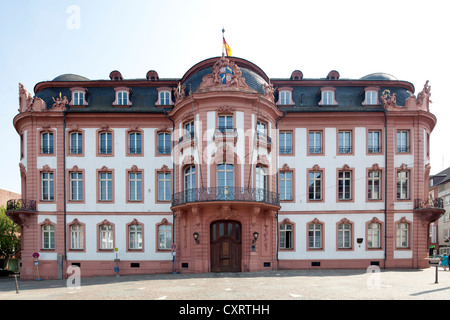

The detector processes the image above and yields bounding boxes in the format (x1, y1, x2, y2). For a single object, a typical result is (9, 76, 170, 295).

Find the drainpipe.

(275, 110, 287, 265)
(63, 110, 67, 271)
(163, 108, 176, 243)
(384, 108, 387, 267)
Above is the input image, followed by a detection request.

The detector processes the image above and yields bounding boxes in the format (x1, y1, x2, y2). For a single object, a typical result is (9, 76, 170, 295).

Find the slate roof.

(34, 57, 414, 114)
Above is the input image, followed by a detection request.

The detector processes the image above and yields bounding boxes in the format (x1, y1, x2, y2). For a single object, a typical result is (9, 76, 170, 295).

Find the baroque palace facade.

(7, 55, 444, 280)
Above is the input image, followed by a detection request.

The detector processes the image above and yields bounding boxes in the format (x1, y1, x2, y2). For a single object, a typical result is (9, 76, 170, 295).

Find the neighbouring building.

(429, 167, 450, 255)
(7, 55, 445, 280)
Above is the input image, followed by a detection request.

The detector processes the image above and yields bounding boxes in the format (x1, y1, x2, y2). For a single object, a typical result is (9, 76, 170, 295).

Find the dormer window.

(156, 87, 173, 106)
(276, 88, 294, 106)
(318, 87, 337, 106)
(69, 88, 88, 106)
(113, 87, 132, 106)
(362, 87, 380, 106)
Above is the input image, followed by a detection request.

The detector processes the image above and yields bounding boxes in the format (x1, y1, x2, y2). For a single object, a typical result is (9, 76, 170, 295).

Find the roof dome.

(52, 74, 90, 82)
(359, 73, 398, 81)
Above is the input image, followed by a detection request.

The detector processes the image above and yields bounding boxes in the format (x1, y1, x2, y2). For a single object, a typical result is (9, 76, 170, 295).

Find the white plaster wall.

(277, 213, 385, 260)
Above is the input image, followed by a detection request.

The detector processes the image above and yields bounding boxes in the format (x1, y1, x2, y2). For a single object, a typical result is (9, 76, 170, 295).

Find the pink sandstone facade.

(7, 56, 444, 280)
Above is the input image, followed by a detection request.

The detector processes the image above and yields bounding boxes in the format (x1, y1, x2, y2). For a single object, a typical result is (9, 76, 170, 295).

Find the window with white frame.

(128, 132, 142, 154)
(117, 91, 128, 105)
(129, 224, 143, 249)
(397, 130, 409, 153)
(338, 170, 352, 200)
(338, 131, 352, 154)
(322, 91, 334, 105)
(70, 132, 83, 154)
(365, 91, 378, 105)
(159, 91, 171, 105)
(158, 224, 172, 250)
(368, 223, 381, 248)
(279, 131, 292, 154)
(308, 223, 322, 249)
(72, 91, 85, 106)
(396, 223, 409, 248)
(99, 172, 113, 201)
(309, 131, 322, 154)
(158, 172, 171, 201)
(42, 172, 54, 201)
(99, 224, 113, 249)
(99, 132, 112, 154)
(279, 91, 291, 105)
(368, 171, 381, 200)
(128, 172, 142, 201)
(279, 224, 293, 249)
(157, 132, 171, 154)
(368, 130, 381, 153)
(70, 172, 83, 201)
(184, 165, 196, 202)
(42, 224, 55, 249)
(338, 223, 352, 249)
(41, 132, 54, 154)
(279, 171, 292, 201)
(308, 171, 322, 201)
(70, 224, 84, 250)
(397, 171, 409, 200)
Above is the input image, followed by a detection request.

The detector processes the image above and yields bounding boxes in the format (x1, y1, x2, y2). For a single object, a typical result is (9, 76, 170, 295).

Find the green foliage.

(0, 206, 21, 261)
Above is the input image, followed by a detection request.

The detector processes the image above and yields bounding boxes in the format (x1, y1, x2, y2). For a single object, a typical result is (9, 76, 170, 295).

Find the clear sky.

(1, 0, 449, 194)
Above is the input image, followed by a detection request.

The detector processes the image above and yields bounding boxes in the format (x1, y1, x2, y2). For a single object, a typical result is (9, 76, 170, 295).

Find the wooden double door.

(210, 220, 241, 272)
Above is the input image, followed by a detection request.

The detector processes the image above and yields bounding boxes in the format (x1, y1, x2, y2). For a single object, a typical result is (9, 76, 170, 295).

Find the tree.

(0, 206, 21, 270)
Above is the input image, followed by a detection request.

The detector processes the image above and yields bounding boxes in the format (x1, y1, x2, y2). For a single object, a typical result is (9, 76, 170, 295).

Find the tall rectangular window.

(41, 132, 54, 154)
(309, 131, 322, 154)
(70, 172, 83, 201)
(99, 132, 112, 154)
(42, 225, 55, 249)
(218, 115, 233, 131)
(158, 172, 171, 201)
(338, 170, 351, 200)
(100, 172, 113, 201)
(117, 91, 128, 105)
(279, 171, 292, 201)
(338, 131, 351, 154)
(129, 225, 143, 249)
(279, 132, 292, 154)
(128, 132, 142, 154)
(397, 130, 409, 153)
(159, 91, 170, 105)
(396, 223, 409, 248)
(368, 223, 381, 248)
(368, 171, 381, 200)
(158, 225, 172, 250)
(280, 91, 291, 105)
(322, 91, 333, 105)
(308, 224, 322, 249)
(70, 224, 84, 250)
(158, 132, 171, 154)
(365, 91, 377, 105)
(99, 224, 113, 249)
(279, 224, 293, 249)
(397, 171, 409, 199)
(70, 132, 83, 154)
(129, 172, 142, 201)
(308, 171, 322, 200)
(42, 172, 54, 201)
(368, 130, 381, 153)
(338, 223, 351, 249)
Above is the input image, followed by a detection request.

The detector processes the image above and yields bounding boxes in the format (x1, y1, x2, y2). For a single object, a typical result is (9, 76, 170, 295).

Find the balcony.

(414, 197, 445, 224)
(172, 187, 280, 207)
(5, 199, 37, 227)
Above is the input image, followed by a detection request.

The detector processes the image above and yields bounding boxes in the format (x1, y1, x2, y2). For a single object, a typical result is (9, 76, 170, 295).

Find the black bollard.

(435, 265, 438, 284)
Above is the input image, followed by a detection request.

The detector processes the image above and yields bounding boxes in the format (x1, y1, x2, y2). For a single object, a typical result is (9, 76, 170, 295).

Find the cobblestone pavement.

(1, 267, 449, 301)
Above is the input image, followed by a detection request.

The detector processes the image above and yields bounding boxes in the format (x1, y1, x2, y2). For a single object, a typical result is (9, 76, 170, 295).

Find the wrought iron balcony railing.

(172, 187, 280, 207)
(6, 199, 37, 212)
(414, 198, 444, 210)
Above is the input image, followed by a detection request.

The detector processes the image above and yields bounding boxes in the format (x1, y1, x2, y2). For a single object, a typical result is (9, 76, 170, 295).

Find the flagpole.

(222, 27, 225, 56)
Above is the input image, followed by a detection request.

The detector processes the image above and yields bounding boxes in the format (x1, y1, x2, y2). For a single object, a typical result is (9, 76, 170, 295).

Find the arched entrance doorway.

(210, 220, 241, 272)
